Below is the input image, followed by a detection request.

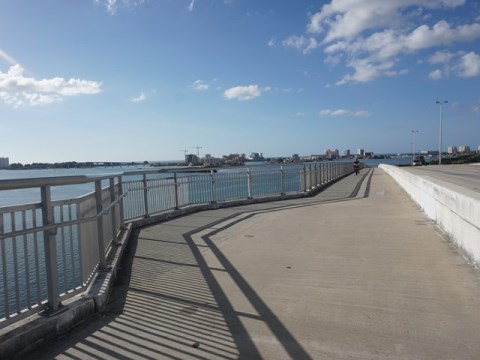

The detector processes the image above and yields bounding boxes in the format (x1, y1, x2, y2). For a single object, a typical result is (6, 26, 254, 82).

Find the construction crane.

(191, 146, 203, 158)
(179, 149, 189, 163)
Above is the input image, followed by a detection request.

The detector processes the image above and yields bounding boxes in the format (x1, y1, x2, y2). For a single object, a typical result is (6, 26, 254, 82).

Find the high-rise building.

(0, 157, 9, 168)
(324, 149, 339, 159)
(447, 146, 457, 154)
(458, 145, 471, 153)
(357, 149, 365, 157)
(185, 154, 199, 165)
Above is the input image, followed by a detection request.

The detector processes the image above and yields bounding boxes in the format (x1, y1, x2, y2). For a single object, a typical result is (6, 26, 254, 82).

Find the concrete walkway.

(21, 168, 480, 359)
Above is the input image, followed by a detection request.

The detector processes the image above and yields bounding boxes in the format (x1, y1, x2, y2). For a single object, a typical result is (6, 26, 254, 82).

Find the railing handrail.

(0, 162, 337, 190)
(0, 173, 123, 190)
(0, 161, 356, 327)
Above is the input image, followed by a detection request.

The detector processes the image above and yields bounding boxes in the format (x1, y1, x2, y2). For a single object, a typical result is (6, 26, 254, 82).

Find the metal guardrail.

(0, 161, 354, 328)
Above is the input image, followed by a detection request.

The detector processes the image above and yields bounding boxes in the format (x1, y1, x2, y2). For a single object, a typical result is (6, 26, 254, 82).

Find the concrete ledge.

(88, 223, 133, 311)
(0, 298, 95, 359)
(380, 164, 480, 266)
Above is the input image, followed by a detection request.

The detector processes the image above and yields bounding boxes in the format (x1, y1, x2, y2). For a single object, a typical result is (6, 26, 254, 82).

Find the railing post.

(210, 170, 216, 204)
(307, 164, 311, 189)
(314, 163, 318, 186)
(118, 176, 126, 229)
(0, 215, 9, 317)
(174, 172, 180, 210)
(280, 166, 285, 195)
(95, 181, 107, 271)
(109, 177, 119, 245)
(303, 164, 307, 191)
(40, 185, 59, 312)
(247, 167, 253, 199)
(142, 174, 149, 217)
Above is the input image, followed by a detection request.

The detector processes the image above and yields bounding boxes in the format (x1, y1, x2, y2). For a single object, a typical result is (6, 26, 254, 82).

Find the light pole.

(411, 130, 419, 164)
(436, 100, 448, 165)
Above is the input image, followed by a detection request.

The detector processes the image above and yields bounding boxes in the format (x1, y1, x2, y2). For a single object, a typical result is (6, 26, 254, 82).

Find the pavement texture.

(403, 164, 480, 196)
(19, 168, 480, 360)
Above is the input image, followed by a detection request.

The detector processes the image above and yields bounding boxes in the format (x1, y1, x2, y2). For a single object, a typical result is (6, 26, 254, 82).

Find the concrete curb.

(380, 164, 480, 266)
(87, 223, 133, 311)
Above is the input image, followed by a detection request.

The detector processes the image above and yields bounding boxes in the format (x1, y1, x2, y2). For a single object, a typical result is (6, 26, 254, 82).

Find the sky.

(1, 0, 479, 163)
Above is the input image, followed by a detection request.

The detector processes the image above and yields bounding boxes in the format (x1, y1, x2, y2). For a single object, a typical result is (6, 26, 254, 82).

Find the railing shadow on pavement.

(17, 169, 374, 360)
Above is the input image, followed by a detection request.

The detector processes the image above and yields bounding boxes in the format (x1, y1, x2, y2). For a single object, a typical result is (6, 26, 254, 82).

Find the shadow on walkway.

(22, 170, 379, 359)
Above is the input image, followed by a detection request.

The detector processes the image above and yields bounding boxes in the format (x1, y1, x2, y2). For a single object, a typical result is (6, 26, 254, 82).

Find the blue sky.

(1, 0, 479, 163)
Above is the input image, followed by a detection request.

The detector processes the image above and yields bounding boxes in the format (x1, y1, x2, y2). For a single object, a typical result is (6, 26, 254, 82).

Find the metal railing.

(0, 161, 354, 327)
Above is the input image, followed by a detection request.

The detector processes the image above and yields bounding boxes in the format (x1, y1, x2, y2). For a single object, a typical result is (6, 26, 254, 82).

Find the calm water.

(0, 165, 154, 207)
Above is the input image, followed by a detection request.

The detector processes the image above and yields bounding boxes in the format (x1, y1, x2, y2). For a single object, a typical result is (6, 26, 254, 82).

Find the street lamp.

(411, 130, 419, 164)
(436, 100, 448, 165)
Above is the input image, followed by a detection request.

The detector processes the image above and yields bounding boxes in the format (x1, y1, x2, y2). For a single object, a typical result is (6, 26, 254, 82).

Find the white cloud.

(282, 36, 319, 54)
(326, 20, 480, 84)
(95, 0, 149, 15)
(296, 112, 305, 117)
(0, 64, 101, 107)
(188, 0, 195, 12)
(335, 58, 398, 84)
(283, 0, 480, 84)
(191, 80, 209, 91)
(429, 69, 443, 79)
(353, 110, 372, 117)
(131, 92, 146, 102)
(426, 50, 480, 78)
(404, 21, 480, 50)
(95, 0, 118, 14)
(456, 51, 480, 77)
(223, 85, 261, 100)
(428, 50, 456, 64)
(307, 0, 466, 41)
(319, 108, 371, 117)
(267, 38, 276, 48)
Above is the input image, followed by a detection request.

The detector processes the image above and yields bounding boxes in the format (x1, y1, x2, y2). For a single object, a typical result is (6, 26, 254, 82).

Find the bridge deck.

(22, 168, 480, 360)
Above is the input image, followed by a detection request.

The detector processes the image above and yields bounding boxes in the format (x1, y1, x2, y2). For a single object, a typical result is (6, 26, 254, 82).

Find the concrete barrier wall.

(379, 164, 480, 266)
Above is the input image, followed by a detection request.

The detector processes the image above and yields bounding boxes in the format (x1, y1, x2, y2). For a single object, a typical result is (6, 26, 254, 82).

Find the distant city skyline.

(2, 142, 477, 166)
(1, 1, 480, 164)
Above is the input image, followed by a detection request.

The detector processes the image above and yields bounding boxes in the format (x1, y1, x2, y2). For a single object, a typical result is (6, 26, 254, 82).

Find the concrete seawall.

(379, 164, 480, 266)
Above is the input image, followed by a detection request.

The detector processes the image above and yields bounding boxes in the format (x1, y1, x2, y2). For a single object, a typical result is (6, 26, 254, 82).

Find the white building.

(324, 149, 339, 159)
(447, 146, 457, 154)
(203, 154, 222, 167)
(458, 145, 471, 153)
(357, 149, 365, 157)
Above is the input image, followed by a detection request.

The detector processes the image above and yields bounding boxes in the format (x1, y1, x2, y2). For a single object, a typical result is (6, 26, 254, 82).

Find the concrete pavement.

(401, 164, 480, 195)
(19, 168, 480, 359)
